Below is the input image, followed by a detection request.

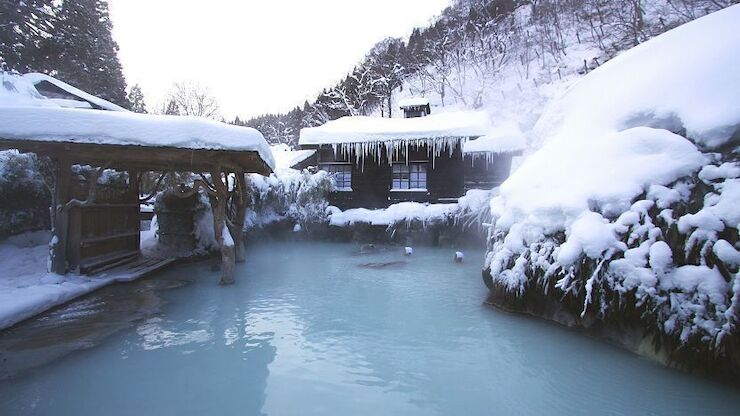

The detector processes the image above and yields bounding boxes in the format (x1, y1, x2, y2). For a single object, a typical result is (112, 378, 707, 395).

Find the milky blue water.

(0, 242, 738, 415)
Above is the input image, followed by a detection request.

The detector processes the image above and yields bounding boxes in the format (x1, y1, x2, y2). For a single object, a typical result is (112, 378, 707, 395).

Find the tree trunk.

(210, 169, 236, 285)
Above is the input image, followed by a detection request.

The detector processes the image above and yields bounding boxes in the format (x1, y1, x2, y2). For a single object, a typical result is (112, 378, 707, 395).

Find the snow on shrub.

(327, 188, 495, 229)
(0, 150, 51, 238)
(245, 168, 334, 229)
(484, 6, 740, 369)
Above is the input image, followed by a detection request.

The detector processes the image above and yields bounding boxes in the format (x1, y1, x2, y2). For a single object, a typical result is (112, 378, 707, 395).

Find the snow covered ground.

(0, 231, 172, 331)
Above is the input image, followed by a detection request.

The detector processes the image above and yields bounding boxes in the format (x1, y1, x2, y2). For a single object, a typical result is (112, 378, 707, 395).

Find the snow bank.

(0, 72, 275, 169)
(299, 111, 491, 145)
(491, 5, 739, 235)
(494, 127, 705, 223)
(485, 6, 740, 357)
(529, 5, 740, 150)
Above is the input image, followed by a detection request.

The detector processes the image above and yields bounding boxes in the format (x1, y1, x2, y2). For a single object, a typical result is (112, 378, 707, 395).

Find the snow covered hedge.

(328, 188, 494, 230)
(245, 168, 334, 231)
(244, 164, 496, 245)
(483, 6, 740, 376)
(0, 151, 51, 238)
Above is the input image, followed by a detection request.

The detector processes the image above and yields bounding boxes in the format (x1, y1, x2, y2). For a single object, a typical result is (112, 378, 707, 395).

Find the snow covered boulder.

(483, 5, 740, 378)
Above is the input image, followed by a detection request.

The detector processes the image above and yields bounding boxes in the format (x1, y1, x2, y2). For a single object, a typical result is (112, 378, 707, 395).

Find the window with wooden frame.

(320, 163, 352, 191)
(391, 162, 427, 191)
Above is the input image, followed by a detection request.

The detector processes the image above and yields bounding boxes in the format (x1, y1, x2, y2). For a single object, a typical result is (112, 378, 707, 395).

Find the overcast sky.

(108, 0, 449, 120)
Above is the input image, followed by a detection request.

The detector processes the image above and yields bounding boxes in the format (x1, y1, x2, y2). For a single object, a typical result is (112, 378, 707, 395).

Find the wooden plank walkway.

(92, 256, 176, 283)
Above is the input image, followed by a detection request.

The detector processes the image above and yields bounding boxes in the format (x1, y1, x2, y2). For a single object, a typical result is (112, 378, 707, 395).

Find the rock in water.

(360, 243, 376, 253)
(454, 251, 464, 263)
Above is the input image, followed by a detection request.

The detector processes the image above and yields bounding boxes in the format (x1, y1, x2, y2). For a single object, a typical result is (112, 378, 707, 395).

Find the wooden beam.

(0, 138, 272, 176)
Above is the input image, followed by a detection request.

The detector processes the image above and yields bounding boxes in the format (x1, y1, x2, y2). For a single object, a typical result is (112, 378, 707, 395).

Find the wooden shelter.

(0, 72, 274, 285)
(0, 139, 271, 284)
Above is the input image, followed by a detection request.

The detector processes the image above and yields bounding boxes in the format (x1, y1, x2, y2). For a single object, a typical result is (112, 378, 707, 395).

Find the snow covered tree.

(161, 99, 179, 115)
(51, 0, 128, 107)
(0, 0, 57, 72)
(127, 84, 147, 113)
(366, 38, 406, 117)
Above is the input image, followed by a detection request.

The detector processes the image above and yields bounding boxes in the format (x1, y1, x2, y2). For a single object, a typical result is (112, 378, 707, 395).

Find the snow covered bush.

(328, 188, 495, 229)
(483, 6, 740, 376)
(0, 151, 50, 238)
(245, 168, 334, 230)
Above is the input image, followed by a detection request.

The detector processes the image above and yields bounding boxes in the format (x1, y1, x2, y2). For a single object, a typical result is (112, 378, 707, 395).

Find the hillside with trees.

(237, 0, 737, 146)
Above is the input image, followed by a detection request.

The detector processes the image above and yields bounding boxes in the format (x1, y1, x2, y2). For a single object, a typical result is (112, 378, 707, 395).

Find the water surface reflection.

(0, 242, 738, 415)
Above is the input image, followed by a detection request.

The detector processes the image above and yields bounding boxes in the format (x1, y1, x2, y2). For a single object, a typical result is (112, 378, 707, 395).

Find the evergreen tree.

(127, 84, 147, 113)
(0, 0, 57, 72)
(163, 99, 179, 115)
(51, 0, 128, 106)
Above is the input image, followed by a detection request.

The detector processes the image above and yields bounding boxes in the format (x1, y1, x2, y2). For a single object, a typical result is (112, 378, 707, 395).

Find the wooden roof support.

(209, 163, 236, 285)
(230, 171, 248, 264)
(176, 162, 248, 285)
(1, 138, 270, 282)
(50, 156, 71, 275)
(0, 139, 273, 176)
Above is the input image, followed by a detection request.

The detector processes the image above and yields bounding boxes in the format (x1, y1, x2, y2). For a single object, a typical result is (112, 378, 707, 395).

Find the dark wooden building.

(298, 100, 522, 209)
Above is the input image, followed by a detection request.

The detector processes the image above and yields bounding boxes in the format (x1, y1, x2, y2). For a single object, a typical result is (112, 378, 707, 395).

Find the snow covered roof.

(463, 123, 526, 154)
(398, 97, 430, 108)
(270, 144, 316, 170)
(299, 111, 491, 146)
(0, 72, 275, 170)
(22, 73, 128, 112)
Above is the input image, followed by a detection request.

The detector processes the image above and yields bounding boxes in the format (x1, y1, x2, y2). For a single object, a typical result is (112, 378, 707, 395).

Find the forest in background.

(2, 0, 737, 144)
(236, 0, 736, 146)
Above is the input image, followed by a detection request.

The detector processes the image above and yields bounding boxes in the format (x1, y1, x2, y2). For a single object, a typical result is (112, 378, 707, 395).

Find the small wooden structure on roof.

(0, 72, 274, 284)
(398, 97, 431, 118)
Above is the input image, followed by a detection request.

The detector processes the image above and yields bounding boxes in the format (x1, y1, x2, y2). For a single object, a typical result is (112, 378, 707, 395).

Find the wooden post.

(174, 170, 236, 285)
(232, 171, 247, 263)
(50, 156, 71, 275)
(210, 167, 236, 285)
